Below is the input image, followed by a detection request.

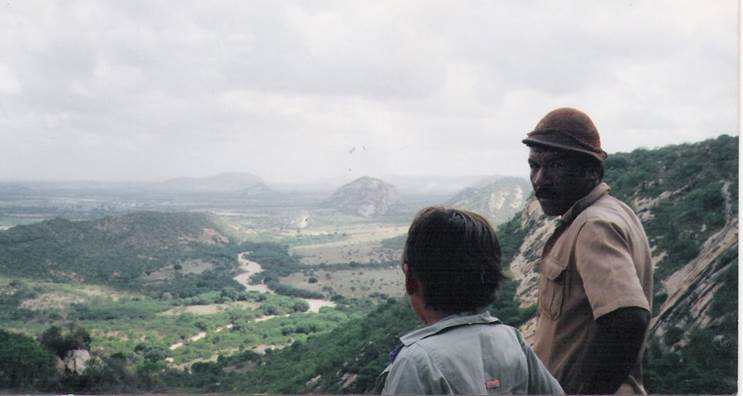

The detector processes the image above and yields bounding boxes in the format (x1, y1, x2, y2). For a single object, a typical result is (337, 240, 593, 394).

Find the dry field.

(289, 223, 406, 265)
(159, 301, 258, 316)
(12, 280, 136, 312)
(280, 267, 405, 299)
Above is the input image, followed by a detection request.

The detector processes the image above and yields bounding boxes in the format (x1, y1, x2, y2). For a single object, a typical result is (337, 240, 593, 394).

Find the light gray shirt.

(381, 311, 563, 395)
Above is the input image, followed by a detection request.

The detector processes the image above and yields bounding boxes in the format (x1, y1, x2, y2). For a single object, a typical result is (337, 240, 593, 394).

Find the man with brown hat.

(522, 108, 653, 394)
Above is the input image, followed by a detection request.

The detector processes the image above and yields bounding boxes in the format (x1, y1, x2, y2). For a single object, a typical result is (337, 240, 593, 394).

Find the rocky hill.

(326, 176, 401, 217)
(447, 176, 531, 225)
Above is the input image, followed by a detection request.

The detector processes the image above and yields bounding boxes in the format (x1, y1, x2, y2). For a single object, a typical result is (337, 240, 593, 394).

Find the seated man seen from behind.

(380, 207, 563, 395)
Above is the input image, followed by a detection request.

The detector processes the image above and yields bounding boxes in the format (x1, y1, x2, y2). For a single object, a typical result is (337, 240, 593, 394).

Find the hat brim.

(522, 137, 607, 161)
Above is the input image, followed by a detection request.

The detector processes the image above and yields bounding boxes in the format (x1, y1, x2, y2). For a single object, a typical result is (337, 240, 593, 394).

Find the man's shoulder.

(574, 193, 639, 227)
(409, 320, 519, 355)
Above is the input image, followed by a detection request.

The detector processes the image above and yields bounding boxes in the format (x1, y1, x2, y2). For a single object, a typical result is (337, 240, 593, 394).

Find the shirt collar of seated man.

(401, 207, 503, 326)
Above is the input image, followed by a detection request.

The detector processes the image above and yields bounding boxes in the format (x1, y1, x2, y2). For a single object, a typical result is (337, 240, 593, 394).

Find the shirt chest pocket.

(538, 256, 568, 320)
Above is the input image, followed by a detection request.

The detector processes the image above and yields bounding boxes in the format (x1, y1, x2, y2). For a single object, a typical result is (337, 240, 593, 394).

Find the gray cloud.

(0, 0, 737, 183)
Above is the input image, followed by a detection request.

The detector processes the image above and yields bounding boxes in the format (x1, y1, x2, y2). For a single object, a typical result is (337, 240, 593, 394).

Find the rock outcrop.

(62, 349, 91, 374)
(447, 176, 531, 225)
(326, 176, 401, 217)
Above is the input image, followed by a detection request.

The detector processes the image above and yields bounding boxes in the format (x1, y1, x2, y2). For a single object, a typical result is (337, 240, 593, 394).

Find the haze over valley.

(0, 1, 737, 393)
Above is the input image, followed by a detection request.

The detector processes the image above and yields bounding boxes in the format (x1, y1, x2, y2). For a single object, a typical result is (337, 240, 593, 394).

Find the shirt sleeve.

(381, 344, 448, 395)
(516, 330, 565, 394)
(575, 220, 650, 319)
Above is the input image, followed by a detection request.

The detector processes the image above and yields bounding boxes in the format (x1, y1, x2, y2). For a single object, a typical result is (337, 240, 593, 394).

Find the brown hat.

(522, 107, 608, 161)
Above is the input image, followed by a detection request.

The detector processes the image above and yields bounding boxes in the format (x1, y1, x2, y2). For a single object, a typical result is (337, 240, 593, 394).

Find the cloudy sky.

(0, 1, 738, 184)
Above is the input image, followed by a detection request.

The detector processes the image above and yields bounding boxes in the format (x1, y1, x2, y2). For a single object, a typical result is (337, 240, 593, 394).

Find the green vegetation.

(0, 212, 245, 297)
(644, 248, 737, 394)
(0, 284, 357, 393)
(604, 135, 737, 280)
(0, 279, 38, 321)
(39, 324, 91, 359)
(245, 242, 301, 282)
(71, 298, 166, 321)
(282, 266, 404, 300)
(497, 214, 527, 266)
(379, 233, 406, 250)
(0, 329, 57, 390)
(163, 298, 417, 393)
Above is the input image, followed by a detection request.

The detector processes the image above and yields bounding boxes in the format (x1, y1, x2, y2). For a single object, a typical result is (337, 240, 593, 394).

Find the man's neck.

(420, 309, 449, 325)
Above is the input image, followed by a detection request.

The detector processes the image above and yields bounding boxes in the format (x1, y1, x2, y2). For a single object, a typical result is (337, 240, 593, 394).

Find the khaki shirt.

(381, 311, 564, 395)
(533, 183, 653, 394)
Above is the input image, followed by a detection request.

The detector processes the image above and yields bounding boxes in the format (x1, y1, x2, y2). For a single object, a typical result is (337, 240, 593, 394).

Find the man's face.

(528, 146, 597, 216)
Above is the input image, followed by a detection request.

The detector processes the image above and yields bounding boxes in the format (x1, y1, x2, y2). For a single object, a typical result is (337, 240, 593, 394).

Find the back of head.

(403, 207, 503, 313)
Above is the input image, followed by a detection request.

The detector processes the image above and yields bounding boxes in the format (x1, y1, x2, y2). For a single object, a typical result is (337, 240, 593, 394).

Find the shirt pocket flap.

(541, 256, 567, 281)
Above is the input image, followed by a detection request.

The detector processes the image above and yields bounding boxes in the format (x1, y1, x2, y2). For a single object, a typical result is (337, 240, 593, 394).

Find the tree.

(39, 324, 91, 359)
(292, 300, 310, 313)
(0, 329, 57, 390)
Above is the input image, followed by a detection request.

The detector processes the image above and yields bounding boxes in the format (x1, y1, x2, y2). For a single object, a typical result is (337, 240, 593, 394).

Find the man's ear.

(403, 264, 419, 296)
(583, 162, 603, 183)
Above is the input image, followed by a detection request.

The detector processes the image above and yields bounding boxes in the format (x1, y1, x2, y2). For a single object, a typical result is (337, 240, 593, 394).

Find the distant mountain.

(151, 172, 269, 193)
(381, 174, 493, 194)
(325, 176, 401, 217)
(447, 176, 531, 225)
(0, 184, 33, 195)
(233, 182, 276, 196)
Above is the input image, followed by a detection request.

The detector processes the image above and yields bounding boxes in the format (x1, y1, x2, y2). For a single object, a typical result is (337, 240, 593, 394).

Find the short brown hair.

(403, 206, 503, 313)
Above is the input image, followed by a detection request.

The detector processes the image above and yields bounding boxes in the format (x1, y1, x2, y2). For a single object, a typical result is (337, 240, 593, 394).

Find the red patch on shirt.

(485, 379, 500, 389)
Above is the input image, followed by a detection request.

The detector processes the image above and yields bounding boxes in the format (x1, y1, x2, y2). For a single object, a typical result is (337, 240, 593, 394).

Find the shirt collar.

(559, 182, 610, 225)
(399, 310, 501, 346)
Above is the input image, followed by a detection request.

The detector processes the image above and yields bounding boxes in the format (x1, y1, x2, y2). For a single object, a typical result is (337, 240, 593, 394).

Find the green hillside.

(604, 135, 737, 281)
(0, 211, 243, 296)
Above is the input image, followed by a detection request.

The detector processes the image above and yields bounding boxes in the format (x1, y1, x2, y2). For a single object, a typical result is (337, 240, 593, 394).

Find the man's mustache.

(535, 189, 558, 199)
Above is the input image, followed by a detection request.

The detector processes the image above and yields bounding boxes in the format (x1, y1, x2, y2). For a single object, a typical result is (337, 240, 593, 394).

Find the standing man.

(522, 108, 653, 394)
(380, 207, 563, 395)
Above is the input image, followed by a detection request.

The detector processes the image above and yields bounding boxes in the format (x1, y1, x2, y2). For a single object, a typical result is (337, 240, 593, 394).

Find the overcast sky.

(0, 1, 738, 184)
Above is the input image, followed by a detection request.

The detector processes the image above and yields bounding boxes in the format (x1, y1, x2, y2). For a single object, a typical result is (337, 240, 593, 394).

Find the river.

(234, 252, 336, 313)
(234, 252, 272, 293)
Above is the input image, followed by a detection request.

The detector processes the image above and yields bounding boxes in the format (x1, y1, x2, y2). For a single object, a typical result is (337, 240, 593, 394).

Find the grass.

(289, 223, 406, 265)
(0, 274, 352, 370)
(159, 301, 259, 316)
(280, 267, 404, 299)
